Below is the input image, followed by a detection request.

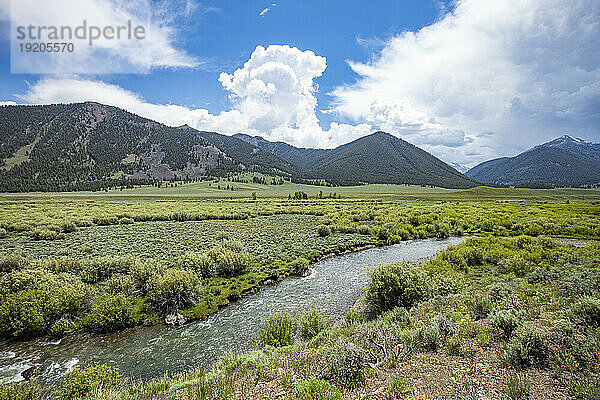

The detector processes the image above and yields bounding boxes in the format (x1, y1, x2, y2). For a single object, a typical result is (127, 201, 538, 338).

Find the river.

(0, 236, 466, 385)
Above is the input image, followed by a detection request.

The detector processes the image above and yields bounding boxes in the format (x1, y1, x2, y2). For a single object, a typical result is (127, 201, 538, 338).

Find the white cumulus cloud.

(17, 45, 373, 148)
(9, 0, 199, 73)
(331, 0, 600, 165)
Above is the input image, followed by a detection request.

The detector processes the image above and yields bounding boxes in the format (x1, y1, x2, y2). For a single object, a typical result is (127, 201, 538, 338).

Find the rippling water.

(0, 237, 466, 384)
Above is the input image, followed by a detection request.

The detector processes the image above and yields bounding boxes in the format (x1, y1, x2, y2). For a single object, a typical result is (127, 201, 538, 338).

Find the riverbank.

(0, 238, 466, 386)
(4, 235, 598, 399)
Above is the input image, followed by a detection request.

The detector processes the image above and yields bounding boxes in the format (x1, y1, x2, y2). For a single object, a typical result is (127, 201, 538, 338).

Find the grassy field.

(4, 236, 599, 399)
(1, 180, 599, 201)
(1, 187, 599, 399)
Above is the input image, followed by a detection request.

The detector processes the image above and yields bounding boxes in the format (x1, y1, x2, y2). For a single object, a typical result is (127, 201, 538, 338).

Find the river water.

(0, 237, 466, 385)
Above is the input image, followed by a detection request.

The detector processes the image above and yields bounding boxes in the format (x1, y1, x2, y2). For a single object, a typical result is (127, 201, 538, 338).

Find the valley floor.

(0, 195, 598, 399)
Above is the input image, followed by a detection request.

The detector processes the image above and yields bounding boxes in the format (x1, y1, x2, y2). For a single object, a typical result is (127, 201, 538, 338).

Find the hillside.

(236, 131, 478, 188)
(467, 135, 600, 187)
(0, 103, 297, 192)
(303, 132, 478, 188)
(0, 103, 478, 191)
(233, 133, 329, 167)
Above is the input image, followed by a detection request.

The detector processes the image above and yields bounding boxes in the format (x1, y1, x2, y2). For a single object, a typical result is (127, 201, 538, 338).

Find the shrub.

(0, 228, 7, 238)
(571, 297, 600, 327)
(79, 256, 135, 284)
(317, 225, 331, 237)
(86, 294, 137, 332)
(176, 252, 214, 278)
(58, 363, 122, 400)
(433, 222, 450, 239)
(324, 339, 366, 389)
(30, 228, 60, 240)
(389, 375, 413, 398)
(289, 257, 310, 276)
(294, 378, 341, 400)
(258, 313, 297, 347)
(129, 259, 161, 294)
(506, 324, 551, 369)
(503, 372, 531, 400)
(221, 238, 244, 253)
(345, 309, 364, 325)
(148, 269, 202, 315)
(469, 294, 494, 320)
(489, 309, 526, 338)
(549, 318, 596, 368)
(61, 222, 77, 233)
(417, 320, 442, 351)
(357, 225, 370, 235)
(0, 270, 87, 337)
(207, 246, 249, 277)
(0, 251, 29, 273)
(102, 273, 135, 295)
(365, 262, 429, 317)
(299, 308, 326, 340)
(0, 380, 41, 400)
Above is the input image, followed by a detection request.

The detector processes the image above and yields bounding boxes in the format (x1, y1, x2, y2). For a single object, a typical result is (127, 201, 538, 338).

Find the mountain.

(466, 135, 600, 187)
(0, 102, 478, 191)
(304, 132, 478, 188)
(236, 131, 478, 188)
(0, 102, 297, 192)
(233, 133, 329, 167)
(448, 162, 470, 174)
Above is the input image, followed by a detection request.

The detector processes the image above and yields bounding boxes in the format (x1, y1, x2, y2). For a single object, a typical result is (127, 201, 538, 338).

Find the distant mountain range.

(0, 102, 478, 192)
(466, 135, 600, 187)
(448, 162, 470, 174)
(0, 102, 596, 192)
(235, 132, 478, 188)
(0, 103, 298, 192)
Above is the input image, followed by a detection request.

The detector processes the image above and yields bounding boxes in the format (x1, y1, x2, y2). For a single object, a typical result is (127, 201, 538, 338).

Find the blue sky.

(1, 1, 448, 124)
(0, 0, 598, 165)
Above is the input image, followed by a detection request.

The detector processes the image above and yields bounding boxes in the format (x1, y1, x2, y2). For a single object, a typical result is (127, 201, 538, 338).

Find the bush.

(549, 318, 596, 367)
(58, 363, 122, 400)
(258, 313, 297, 347)
(148, 269, 202, 315)
(30, 228, 60, 240)
(469, 294, 494, 320)
(221, 238, 244, 253)
(433, 222, 450, 239)
(79, 256, 135, 284)
(176, 252, 214, 278)
(506, 323, 551, 369)
(207, 246, 249, 277)
(503, 372, 531, 400)
(299, 308, 326, 340)
(571, 297, 600, 327)
(365, 262, 429, 317)
(102, 273, 135, 295)
(294, 378, 341, 400)
(489, 309, 526, 338)
(417, 320, 442, 351)
(324, 339, 366, 389)
(0, 228, 7, 239)
(389, 375, 413, 398)
(0, 251, 29, 273)
(357, 225, 370, 235)
(129, 259, 161, 294)
(289, 257, 310, 276)
(0, 270, 87, 337)
(86, 294, 137, 332)
(0, 380, 40, 400)
(317, 225, 331, 237)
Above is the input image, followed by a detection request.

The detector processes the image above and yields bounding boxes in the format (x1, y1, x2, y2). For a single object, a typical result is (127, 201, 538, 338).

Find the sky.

(0, 0, 598, 167)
